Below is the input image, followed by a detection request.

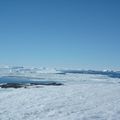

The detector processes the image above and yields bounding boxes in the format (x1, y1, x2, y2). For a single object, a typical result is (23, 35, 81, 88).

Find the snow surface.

(0, 71, 120, 120)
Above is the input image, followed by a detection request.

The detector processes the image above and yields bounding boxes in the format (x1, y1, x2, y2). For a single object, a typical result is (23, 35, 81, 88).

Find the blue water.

(0, 76, 58, 85)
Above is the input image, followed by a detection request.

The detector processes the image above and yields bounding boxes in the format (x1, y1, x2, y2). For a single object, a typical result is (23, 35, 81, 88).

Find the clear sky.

(0, 0, 120, 70)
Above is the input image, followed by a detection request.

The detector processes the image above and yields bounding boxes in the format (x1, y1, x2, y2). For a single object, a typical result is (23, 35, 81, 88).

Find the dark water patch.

(56, 72, 66, 75)
(61, 70, 120, 78)
(1, 76, 45, 80)
(0, 76, 63, 88)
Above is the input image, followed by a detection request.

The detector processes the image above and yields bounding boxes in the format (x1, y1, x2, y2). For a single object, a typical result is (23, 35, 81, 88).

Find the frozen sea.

(0, 71, 120, 120)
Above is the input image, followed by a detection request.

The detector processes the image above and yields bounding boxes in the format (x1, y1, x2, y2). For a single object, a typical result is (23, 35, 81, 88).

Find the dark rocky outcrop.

(0, 82, 63, 89)
(0, 83, 25, 88)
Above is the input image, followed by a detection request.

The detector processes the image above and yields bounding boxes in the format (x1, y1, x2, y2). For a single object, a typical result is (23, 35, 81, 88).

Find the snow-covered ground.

(0, 68, 120, 120)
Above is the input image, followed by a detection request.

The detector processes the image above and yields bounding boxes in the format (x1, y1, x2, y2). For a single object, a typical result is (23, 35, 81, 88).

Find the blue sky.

(0, 0, 120, 70)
